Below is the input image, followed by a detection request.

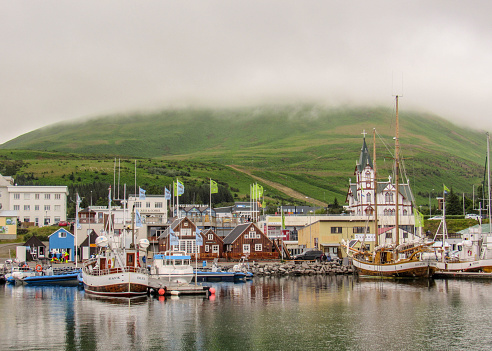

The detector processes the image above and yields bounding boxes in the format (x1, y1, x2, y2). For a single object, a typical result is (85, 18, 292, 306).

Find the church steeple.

(357, 131, 373, 173)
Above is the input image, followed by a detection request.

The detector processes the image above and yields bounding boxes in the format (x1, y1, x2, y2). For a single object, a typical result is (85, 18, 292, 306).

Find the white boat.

(82, 190, 149, 297)
(149, 250, 194, 284)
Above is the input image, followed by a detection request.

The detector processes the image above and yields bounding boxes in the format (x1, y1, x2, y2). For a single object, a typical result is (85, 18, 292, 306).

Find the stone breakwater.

(249, 261, 354, 276)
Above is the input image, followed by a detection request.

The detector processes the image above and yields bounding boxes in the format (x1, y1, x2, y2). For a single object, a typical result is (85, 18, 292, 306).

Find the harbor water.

(1, 276, 492, 350)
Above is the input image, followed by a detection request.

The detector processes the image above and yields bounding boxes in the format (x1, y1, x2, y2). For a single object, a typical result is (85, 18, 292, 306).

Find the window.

(13, 205, 20, 211)
(55, 194, 61, 200)
(386, 232, 392, 239)
(212, 245, 219, 253)
(35, 218, 39, 226)
(44, 194, 51, 200)
(54, 205, 61, 211)
(14, 193, 20, 200)
(366, 193, 371, 203)
(205, 245, 210, 252)
(243, 244, 250, 253)
(44, 217, 50, 225)
(135, 202, 141, 208)
(255, 244, 262, 251)
(59, 231, 67, 238)
(385, 192, 394, 203)
(24, 205, 30, 211)
(146, 202, 151, 208)
(353, 226, 370, 234)
(54, 216, 60, 223)
(24, 193, 30, 200)
(181, 228, 192, 236)
(35, 194, 40, 200)
(44, 205, 50, 211)
(331, 227, 342, 234)
(23, 217, 30, 223)
(208, 234, 214, 240)
(35, 205, 39, 211)
(155, 202, 163, 208)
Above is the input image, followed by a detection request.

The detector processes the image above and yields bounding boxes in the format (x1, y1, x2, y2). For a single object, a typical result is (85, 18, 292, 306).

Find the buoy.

(158, 288, 165, 296)
(209, 287, 216, 295)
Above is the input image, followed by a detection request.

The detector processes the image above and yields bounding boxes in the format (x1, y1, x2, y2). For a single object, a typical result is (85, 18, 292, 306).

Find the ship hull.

(83, 270, 148, 297)
(352, 258, 436, 278)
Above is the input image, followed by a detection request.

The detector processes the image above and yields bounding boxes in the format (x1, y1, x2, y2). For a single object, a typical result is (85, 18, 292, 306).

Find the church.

(346, 133, 418, 245)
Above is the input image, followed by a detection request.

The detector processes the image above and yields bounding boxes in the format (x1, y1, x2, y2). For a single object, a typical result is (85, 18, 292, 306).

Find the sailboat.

(342, 96, 436, 277)
(433, 132, 492, 273)
(82, 188, 149, 297)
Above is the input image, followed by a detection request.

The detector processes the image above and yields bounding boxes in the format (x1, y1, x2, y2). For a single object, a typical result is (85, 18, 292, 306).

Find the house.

(23, 235, 47, 261)
(223, 223, 277, 260)
(48, 228, 75, 261)
(200, 228, 224, 259)
(79, 230, 99, 261)
(157, 217, 199, 254)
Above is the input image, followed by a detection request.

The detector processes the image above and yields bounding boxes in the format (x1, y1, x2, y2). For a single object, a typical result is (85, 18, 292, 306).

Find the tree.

(445, 188, 461, 215)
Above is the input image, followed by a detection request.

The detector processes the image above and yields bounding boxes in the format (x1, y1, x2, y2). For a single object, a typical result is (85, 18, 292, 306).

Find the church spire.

(357, 130, 373, 173)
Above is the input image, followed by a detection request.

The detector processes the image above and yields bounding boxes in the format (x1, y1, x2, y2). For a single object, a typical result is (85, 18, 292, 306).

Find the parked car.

(428, 216, 443, 220)
(58, 221, 68, 226)
(292, 250, 324, 261)
(465, 214, 481, 220)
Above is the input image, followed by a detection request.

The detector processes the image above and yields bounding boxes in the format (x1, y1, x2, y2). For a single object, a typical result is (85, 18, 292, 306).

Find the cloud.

(2, 0, 492, 144)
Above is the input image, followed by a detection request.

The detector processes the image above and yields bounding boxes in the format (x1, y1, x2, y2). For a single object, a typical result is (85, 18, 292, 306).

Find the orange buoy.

(35, 264, 43, 272)
(209, 287, 216, 295)
(158, 288, 165, 296)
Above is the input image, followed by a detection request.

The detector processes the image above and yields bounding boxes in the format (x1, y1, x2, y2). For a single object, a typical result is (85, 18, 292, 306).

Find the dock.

(433, 271, 492, 279)
(147, 277, 211, 296)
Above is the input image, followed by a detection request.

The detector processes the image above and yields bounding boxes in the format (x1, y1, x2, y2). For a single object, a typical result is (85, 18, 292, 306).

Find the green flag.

(414, 209, 424, 227)
(443, 184, 450, 195)
(210, 179, 218, 194)
(257, 184, 263, 198)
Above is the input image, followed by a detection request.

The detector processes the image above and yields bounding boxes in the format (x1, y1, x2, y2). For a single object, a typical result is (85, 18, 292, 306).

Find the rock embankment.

(250, 261, 353, 276)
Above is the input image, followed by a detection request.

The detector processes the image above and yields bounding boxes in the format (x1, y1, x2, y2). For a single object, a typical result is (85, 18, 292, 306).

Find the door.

(82, 247, 89, 260)
(243, 244, 250, 254)
(127, 253, 135, 267)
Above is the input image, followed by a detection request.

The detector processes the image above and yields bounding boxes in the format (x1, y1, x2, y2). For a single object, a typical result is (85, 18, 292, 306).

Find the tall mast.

(373, 128, 378, 247)
(395, 95, 400, 247)
(487, 132, 491, 228)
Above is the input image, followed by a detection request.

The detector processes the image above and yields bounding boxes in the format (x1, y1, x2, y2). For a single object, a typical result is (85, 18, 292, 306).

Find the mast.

(373, 128, 378, 247)
(395, 95, 400, 247)
(488, 132, 491, 229)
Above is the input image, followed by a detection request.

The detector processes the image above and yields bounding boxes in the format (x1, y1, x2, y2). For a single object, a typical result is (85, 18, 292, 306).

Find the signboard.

(354, 234, 375, 242)
(281, 230, 290, 240)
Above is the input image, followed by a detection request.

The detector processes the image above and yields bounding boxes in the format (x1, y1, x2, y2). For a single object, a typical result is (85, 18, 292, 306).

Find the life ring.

(35, 264, 43, 272)
(107, 259, 112, 269)
(468, 250, 472, 256)
(22, 264, 28, 268)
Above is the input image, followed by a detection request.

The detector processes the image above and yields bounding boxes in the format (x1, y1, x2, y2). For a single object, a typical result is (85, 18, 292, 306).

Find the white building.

(0, 174, 69, 226)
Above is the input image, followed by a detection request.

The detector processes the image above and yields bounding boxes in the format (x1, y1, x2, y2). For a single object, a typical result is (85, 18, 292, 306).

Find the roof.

(458, 224, 492, 234)
(48, 228, 74, 238)
(356, 138, 373, 173)
(223, 223, 251, 245)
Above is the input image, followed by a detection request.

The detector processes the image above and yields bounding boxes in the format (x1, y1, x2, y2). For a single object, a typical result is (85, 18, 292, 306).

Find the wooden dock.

(433, 271, 492, 279)
(147, 277, 211, 296)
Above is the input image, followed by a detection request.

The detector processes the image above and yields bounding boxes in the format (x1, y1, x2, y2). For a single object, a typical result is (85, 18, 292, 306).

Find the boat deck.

(147, 277, 210, 296)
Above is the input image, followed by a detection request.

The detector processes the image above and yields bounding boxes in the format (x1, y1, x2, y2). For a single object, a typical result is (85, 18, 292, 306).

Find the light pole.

(309, 210, 313, 248)
(429, 189, 434, 217)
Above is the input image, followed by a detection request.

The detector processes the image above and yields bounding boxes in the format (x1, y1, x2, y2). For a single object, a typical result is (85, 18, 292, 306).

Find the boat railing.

(83, 265, 147, 276)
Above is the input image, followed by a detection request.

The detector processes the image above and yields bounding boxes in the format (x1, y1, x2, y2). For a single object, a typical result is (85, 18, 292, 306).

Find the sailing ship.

(342, 96, 436, 277)
(82, 189, 149, 297)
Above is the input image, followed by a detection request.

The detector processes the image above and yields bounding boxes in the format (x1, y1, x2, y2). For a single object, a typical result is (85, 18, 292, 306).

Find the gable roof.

(48, 228, 74, 238)
(356, 138, 373, 173)
(223, 223, 251, 245)
(24, 235, 46, 247)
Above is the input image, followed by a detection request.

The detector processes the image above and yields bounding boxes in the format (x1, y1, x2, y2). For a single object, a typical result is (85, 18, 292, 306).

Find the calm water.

(1, 276, 491, 351)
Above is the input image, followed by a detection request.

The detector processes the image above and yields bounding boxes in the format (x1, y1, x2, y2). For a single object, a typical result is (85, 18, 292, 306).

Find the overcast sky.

(2, 1, 492, 144)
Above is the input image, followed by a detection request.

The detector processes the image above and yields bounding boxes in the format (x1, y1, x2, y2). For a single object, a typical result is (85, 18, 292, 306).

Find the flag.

(76, 193, 82, 205)
(139, 187, 146, 200)
(281, 210, 285, 230)
(414, 209, 424, 228)
(169, 227, 179, 246)
(76, 219, 81, 230)
(262, 200, 266, 208)
(444, 184, 450, 195)
(135, 209, 143, 228)
(164, 187, 171, 200)
(195, 228, 203, 246)
(174, 180, 184, 196)
(210, 179, 218, 194)
(257, 184, 263, 198)
(108, 186, 112, 206)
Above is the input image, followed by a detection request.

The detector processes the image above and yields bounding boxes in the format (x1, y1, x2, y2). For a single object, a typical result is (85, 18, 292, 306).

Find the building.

(0, 211, 17, 240)
(48, 228, 75, 261)
(158, 216, 199, 254)
(200, 228, 224, 259)
(223, 223, 277, 260)
(23, 235, 47, 261)
(0, 175, 69, 226)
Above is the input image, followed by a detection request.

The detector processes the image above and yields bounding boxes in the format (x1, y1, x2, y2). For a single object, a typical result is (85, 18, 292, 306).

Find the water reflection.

(0, 277, 492, 350)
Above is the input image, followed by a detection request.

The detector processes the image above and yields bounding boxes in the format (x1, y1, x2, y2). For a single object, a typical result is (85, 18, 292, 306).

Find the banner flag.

(165, 187, 171, 200)
(174, 180, 185, 196)
(139, 187, 146, 200)
(443, 184, 450, 195)
(195, 228, 203, 246)
(211, 179, 218, 194)
(135, 209, 143, 228)
(169, 227, 179, 246)
(414, 209, 424, 227)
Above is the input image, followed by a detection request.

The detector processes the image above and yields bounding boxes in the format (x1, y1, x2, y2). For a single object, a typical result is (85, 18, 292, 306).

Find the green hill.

(0, 104, 488, 210)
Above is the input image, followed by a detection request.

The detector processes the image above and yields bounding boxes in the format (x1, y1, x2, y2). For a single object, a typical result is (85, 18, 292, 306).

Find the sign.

(281, 230, 290, 240)
(354, 234, 375, 242)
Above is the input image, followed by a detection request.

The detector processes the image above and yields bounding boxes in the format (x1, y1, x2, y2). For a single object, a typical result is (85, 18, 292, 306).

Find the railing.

(83, 265, 147, 276)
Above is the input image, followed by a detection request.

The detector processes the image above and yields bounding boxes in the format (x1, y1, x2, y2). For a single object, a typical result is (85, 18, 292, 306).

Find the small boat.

(5, 265, 36, 284)
(193, 260, 248, 282)
(231, 257, 253, 279)
(150, 251, 194, 284)
(21, 266, 82, 286)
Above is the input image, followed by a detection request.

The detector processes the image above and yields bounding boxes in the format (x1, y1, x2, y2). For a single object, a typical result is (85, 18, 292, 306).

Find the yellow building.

(298, 217, 376, 258)
(0, 211, 18, 240)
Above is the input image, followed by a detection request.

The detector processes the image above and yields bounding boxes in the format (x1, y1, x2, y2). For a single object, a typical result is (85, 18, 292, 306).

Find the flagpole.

(134, 160, 137, 197)
(177, 178, 180, 219)
(209, 178, 212, 227)
(75, 193, 79, 267)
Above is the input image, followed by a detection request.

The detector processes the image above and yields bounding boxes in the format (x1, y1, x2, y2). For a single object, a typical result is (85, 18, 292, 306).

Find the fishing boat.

(82, 190, 149, 297)
(433, 133, 492, 273)
(343, 96, 436, 278)
(149, 250, 194, 284)
(5, 265, 36, 284)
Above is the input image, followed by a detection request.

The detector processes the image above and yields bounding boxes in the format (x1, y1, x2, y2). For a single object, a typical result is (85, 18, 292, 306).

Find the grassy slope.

(0, 104, 487, 206)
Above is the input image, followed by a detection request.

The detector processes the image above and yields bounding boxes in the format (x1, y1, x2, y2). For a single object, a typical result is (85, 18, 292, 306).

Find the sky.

(2, 1, 492, 144)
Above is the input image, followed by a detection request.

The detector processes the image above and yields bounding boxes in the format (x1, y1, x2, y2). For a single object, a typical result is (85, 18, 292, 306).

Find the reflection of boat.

(150, 251, 194, 284)
(342, 96, 436, 278)
(82, 190, 149, 297)
(21, 267, 81, 286)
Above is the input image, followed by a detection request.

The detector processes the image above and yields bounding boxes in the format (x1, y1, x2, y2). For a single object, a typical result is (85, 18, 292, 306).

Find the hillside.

(0, 104, 488, 209)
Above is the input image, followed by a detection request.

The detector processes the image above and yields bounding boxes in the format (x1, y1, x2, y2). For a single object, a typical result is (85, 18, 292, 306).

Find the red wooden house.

(158, 217, 199, 255)
(223, 223, 278, 260)
(200, 228, 224, 259)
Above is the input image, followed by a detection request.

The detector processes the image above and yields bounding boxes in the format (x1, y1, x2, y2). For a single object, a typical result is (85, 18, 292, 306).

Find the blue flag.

(135, 209, 143, 228)
(139, 187, 146, 200)
(169, 227, 179, 246)
(195, 228, 203, 246)
(165, 187, 171, 200)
